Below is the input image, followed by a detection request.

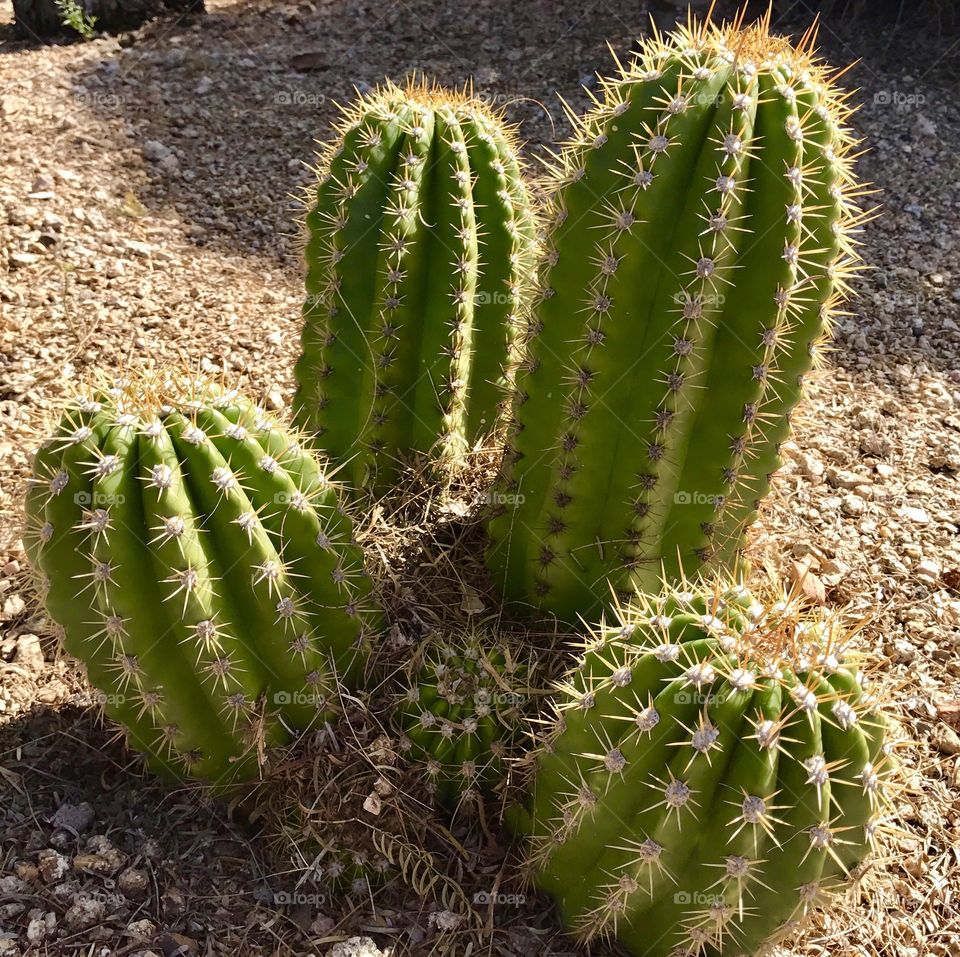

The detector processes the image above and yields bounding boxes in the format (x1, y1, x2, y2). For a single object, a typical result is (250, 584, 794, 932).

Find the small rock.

(31, 173, 55, 193)
(898, 506, 930, 525)
(14, 634, 44, 671)
(327, 937, 388, 957)
(142, 140, 172, 162)
(841, 494, 865, 517)
(0, 875, 26, 895)
(194, 76, 213, 95)
(65, 897, 106, 931)
(916, 559, 941, 583)
(820, 558, 849, 586)
(158, 154, 180, 176)
(14, 862, 38, 883)
(875, 462, 894, 478)
(912, 114, 937, 139)
(123, 240, 153, 258)
(26, 918, 47, 944)
(37, 849, 70, 883)
(891, 639, 917, 664)
(52, 801, 96, 834)
(932, 724, 960, 756)
(126, 918, 157, 939)
(41, 211, 64, 231)
(76, 836, 126, 873)
(118, 867, 149, 897)
(827, 467, 863, 489)
(8, 252, 39, 269)
(795, 451, 824, 480)
(264, 388, 284, 411)
(790, 561, 826, 604)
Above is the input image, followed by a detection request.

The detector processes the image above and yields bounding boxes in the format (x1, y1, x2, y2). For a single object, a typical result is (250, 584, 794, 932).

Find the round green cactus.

(396, 633, 529, 810)
(292, 79, 538, 495)
(486, 14, 869, 623)
(512, 579, 893, 957)
(24, 371, 379, 785)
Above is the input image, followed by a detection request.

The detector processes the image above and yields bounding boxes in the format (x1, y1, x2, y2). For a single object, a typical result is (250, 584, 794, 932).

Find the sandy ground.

(1, 1, 959, 955)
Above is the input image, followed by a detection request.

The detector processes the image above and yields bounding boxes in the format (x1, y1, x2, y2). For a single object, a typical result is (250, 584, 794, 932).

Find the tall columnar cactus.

(292, 79, 538, 495)
(396, 633, 529, 810)
(24, 371, 379, 785)
(513, 579, 893, 957)
(486, 14, 869, 623)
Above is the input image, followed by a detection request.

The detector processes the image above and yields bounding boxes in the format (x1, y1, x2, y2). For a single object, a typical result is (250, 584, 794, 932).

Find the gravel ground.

(1, 1, 959, 955)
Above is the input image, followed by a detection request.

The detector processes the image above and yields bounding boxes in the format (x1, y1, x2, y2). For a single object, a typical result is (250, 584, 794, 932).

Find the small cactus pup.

(486, 11, 871, 623)
(23, 370, 379, 786)
(396, 632, 531, 812)
(292, 78, 538, 496)
(513, 579, 894, 957)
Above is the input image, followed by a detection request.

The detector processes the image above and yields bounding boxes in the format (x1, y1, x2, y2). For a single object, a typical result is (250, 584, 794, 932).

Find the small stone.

(796, 451, 824, 479)
(790, 561, 826, 604)
(916, 559, 940, 583)
(912, 114, 937, 139)
(891, 639, 917, 664)
(76, 836, 125, 873)
(126, 918, 157, 939)
(826, 467, 863, 489)
(41, 211, 64, 231)
(932, 724, 960, 756)
(142, 140, 172, 162)
(875, 462, 894, 478)
(65, 897, 106, 930)
(37, 849, 70, 883)
(8, 252, 39, 269)
(841, 494, 865, 517)
(194, 76, 213, 95)
(31, 173, 55, 193)
(898, 506, 930, 525)
(118, 867, 149, 897)
(14, 862, 38, 882)
(264, 388, 284, 411)
(26, 918, 47, 944)
(0, 875, 26, 895)
(328, 938, 388, 957)
(157, 154, 180, 176)
(14, 634, 44, 671)
(820, 558, 849, 586)
(123, 240, 152, 258)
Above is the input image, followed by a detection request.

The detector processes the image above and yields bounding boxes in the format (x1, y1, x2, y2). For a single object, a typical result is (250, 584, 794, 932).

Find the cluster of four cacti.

(26, 13, 894, 957)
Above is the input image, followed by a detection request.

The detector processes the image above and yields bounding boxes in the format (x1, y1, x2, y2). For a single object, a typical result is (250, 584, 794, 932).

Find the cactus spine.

(486, 13, 868, 623)
(513, 580, 892, 957)
(396, 633, 529, 810)
(293, 80, 537, 495)
(24, 372, 378, 785)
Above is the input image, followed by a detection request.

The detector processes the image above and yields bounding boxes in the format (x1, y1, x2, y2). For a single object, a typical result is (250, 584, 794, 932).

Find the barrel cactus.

(513, 579, 892, 957)
(24, 371, 378, 785)
(292, 79, 538, 495)
(486, 14, 868, 623)
(396, 633, 530, 810)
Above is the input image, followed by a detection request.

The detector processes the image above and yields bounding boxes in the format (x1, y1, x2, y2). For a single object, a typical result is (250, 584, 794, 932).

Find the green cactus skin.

(23, 372, 379, 786)
(292, 79, 538, 495)
(512, 580, 892, 957)
(396, 634, 528, 810)
(485, 16, 867, 623)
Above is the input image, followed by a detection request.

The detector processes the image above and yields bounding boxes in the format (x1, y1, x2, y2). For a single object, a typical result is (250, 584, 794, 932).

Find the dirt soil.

(1, 1, 959, 956)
